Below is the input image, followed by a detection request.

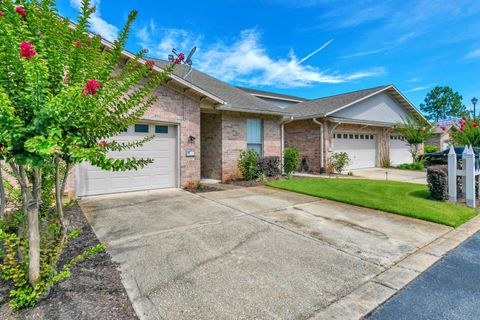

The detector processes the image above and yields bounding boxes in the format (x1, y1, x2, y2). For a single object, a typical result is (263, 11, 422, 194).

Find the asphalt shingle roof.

(151, 59, 291, 116)
(237, 87, 307, 102)
(284, 85, 390, 118)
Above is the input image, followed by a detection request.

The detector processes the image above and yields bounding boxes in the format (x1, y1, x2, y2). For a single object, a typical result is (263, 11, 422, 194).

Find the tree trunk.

(60, 161, 71, 198)
(0, 166, 5, 219)
(54, 156, 66, 232)
(27, 167, 42, 287)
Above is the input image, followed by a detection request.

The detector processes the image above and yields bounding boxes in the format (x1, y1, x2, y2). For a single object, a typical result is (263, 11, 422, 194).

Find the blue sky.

(58, 0, 480, 108)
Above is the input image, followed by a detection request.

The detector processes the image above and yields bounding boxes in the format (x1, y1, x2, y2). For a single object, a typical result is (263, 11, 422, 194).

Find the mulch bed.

(226, 175, 310, 187)
(184, 184, 224, 193)
(226, 178, 274, 187)
(0, 205, 138, 320)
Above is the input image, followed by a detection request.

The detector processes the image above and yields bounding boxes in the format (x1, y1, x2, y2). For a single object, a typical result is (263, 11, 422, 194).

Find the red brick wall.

(201, 113, 223, 180)
(65, 84, 201, 194)
(142, 86, 201, 187)
(284, 120, 322, 172)
(221, 112, 282, 181)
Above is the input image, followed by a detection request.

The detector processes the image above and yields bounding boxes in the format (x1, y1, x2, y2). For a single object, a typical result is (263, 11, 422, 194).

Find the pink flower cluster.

(0, 11, 3, 17)
(169, 52, 185, 64)
(145, 60, 155, 69)
(20, 41, 36, 59)
(15, 6, 26, 17)
(82, 79, 101, 96)
(458, 116, 479, 132)
(98, 140, 108, 148)
(73, 40, 82, 47)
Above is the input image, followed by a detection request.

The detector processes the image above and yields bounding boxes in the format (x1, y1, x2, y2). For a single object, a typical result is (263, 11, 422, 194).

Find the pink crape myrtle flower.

(20, 41, 36, 59)
(145, 60, 155, 69)
(73, 41, 82, 47)
(0, 11, 3, 17)
(15, 7, 26, 17)
(82, 79, 101, 95)
(98, 140, 108, 148)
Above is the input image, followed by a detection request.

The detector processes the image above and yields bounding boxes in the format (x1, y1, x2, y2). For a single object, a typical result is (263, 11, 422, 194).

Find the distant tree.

(419, 86, 466, 122)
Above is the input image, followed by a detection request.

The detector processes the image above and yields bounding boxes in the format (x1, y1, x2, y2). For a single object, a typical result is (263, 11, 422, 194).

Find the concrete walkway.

(79, 186, 478, 320)
(368, 230, 480, 320)
(351, 168, 427, 184)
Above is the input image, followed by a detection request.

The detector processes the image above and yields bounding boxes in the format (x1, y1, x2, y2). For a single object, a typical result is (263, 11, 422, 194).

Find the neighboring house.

(426, 123, 456, 151)
(65, 45, 427, 197)
(265, 85, 426, 171)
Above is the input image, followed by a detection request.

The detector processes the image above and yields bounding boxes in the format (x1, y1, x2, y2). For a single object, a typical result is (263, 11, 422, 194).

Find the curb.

(309, 215, 480, 319)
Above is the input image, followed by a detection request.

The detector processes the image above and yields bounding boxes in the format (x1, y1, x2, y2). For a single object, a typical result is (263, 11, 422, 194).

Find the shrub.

(238, 149, 260, 181)
(329, 152, 351, 174)
(396, 162, 425, 170)
(424, 145, 439, 153)
(284, 148, 300, 175)
(381, 159, 392, 168)
(427, 165, 448, 200)
(258, 156, 280, 177)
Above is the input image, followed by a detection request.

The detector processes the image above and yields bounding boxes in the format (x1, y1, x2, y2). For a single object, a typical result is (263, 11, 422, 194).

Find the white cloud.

(466, 49, 480, 59)
(405, 84, 435, 93)
(136, 27, 385, 88)
(137, 25, 203, 60)
(341, 32, 417, 59)
(70, 0, 118, 41)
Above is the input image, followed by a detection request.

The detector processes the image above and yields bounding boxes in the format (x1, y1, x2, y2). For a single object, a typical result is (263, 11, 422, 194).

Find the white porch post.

(465, 146, 476, 208)
(448, 147, 457, 202)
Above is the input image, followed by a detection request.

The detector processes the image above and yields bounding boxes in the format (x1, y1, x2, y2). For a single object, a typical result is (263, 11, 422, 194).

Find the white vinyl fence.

(448, 146, 480, 208)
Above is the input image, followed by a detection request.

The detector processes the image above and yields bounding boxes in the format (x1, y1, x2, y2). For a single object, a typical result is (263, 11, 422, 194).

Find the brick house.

(69, 58, 290, 197)
(243, 85, 428, 172)
(68, 45, 427, 197)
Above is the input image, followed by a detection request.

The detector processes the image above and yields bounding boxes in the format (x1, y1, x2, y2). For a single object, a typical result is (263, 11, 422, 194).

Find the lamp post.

(472, 97, 478, 121)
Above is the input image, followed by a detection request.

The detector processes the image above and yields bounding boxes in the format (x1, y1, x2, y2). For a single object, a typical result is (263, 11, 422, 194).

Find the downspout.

(312, 118, 325, 171)
(281, 116, 294, 174)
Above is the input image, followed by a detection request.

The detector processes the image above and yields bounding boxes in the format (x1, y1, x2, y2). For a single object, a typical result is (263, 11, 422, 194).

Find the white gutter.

(312, 118, 325, 171)
(281, 116, 294, 174)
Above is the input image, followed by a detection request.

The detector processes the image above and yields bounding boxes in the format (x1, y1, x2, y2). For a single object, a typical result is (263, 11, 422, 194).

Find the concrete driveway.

(80, 186, 449, 320)
(351, 168, 427, 184)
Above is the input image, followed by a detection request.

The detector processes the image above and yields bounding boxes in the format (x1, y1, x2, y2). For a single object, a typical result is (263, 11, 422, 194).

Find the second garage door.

(76, 123, 178, 197)
(390, 135, 412, 165)
(333, 132, 377, 170)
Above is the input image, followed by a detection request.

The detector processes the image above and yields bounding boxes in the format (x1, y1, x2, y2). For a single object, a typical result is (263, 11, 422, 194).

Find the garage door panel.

(77, 124, 177, 196)
(390, 135, 412, 165)
(333, 132, 376, 170)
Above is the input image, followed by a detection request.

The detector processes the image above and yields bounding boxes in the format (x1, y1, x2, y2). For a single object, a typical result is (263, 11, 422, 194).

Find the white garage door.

(333, 132, 377, 170)
(76, 123, 177, 196)
(390, 135, 412, 165)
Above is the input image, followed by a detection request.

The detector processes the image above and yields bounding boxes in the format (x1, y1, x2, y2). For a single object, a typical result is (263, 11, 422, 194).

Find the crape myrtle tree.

(394, 118, 433, 162)
(450, 116, 480, 146)
(0, 0, 175, 289)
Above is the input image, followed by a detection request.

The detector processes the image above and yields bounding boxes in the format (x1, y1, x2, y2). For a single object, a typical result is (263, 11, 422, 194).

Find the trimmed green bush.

(396, 162, 425, 170)
(238, 149, 260, 181)
(258, 156, 280, 177)
(284, 148, 300, 175)
(424, 145, 439, 153)
(329, 152, 351, 174)
(427, 165, 448, 200)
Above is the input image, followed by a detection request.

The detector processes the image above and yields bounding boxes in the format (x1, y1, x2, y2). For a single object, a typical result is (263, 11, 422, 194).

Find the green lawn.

(267, 178, 477, 228)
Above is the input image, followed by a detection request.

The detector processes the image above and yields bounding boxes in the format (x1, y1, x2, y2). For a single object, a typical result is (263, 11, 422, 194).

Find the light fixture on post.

(472, 97, 478, 121)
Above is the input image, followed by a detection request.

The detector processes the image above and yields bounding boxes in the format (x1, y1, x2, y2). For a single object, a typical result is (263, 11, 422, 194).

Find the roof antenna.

(168, 46, 197, 80)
